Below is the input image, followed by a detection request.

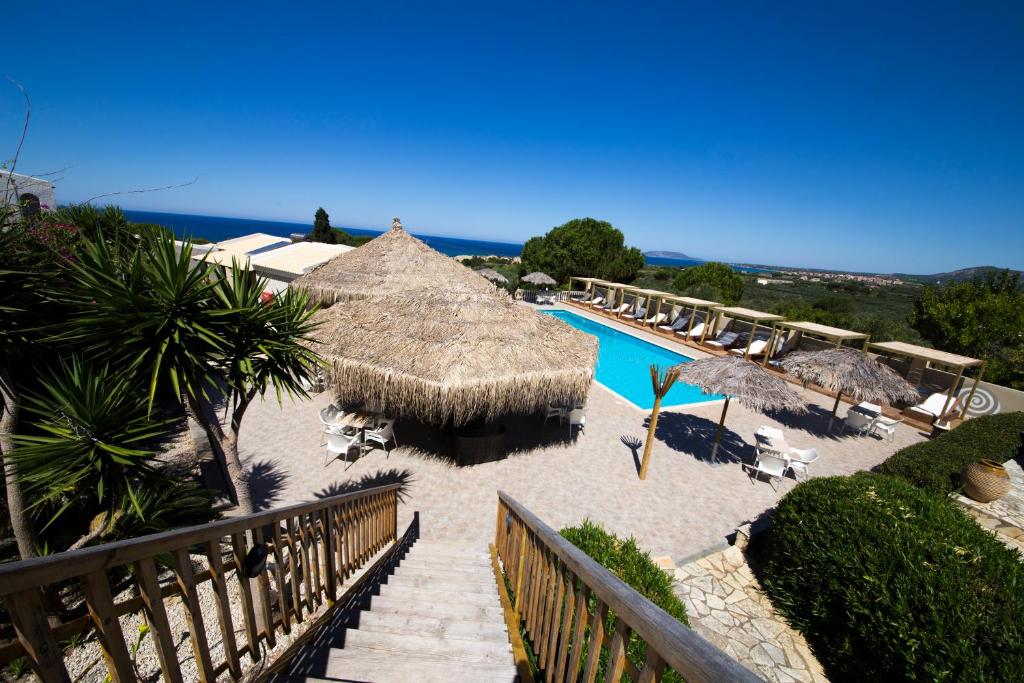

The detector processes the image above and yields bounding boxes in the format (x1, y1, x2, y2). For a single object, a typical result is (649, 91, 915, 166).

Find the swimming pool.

(543, 309, 722, 410)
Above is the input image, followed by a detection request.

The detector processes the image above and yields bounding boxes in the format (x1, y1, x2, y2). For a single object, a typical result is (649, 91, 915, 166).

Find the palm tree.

(60, 232, 321, 513)
(639, 365, 679, 480)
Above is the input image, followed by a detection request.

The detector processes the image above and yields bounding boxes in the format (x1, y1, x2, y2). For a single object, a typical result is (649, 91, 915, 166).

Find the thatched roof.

(311, 289, 597, 425)
(673, 356, 806, 413)
(476, 267, 508, 284)
(290, 218, 497, 305)
(522, 271, 556, 286)
(780, 348, 920, 404)
(293, 219, 597, 425)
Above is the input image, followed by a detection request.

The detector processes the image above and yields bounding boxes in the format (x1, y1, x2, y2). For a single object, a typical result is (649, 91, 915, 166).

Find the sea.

(123, 209, 739, 268)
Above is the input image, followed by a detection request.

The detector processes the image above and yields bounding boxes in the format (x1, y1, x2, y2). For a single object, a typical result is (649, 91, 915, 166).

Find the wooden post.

(640, 365, 679, 480)
(963, 362, 986, 420)
(710, 397, 731, 463)
(762, 324, 779, 367)
(828, 391, 843, 431)
(741, 317, 757, 359)
(940, 364, 965, 419)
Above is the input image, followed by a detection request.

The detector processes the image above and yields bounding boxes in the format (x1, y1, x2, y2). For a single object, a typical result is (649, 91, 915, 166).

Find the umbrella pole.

(639, 394, 664, 480)
(711, 397, 731, 463)
(828, 391, 843, 431)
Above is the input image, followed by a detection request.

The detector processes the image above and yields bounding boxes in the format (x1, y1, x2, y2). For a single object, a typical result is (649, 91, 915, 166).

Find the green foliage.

(911, 271, 1024, 388)
(672, 262, 744, 305)
(652, 267, 674, 281)
(877, 412, 1024, 495)
(310, 207, 336, 243)
(520, 217, 645, 286)
(331, 227, 372, 247)
(561, 520, 688, 682)
(761, 473, 1024, 682)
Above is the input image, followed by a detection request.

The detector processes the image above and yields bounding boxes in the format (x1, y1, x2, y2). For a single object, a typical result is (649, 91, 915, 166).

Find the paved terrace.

(240, 303, 928, 563)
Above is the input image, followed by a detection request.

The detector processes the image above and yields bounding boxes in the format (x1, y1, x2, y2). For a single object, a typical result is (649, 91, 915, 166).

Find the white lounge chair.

(786, 447, 820, 480)
(729, 339, 769, 358)
(612, 303, 631, 315)
(841, 409, 874, 435)
(645, 312, 668, 326)
(744, 453, 788, 490)
(588, 296, 606, 307)
(908, 393, 960, 423)
(621, 306, 645, 320)
(676, 322, 705, 339)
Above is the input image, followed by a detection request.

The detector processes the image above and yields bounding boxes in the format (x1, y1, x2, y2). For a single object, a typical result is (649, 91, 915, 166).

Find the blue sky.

(3, 1, 1022, 273)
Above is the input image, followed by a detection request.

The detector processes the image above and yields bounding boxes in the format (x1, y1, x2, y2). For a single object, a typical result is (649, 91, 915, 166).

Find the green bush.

(761, 473, 1024, 682)
(877, 412, 1024, 495)
(672, 262, 745, 305)
(560, 520, 687, 682)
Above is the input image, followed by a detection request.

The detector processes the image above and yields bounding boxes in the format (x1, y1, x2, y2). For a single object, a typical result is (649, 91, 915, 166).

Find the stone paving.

(956, 458, 1024, 555)
(667, 546, 828, 683)
(239, 303, 927, 563)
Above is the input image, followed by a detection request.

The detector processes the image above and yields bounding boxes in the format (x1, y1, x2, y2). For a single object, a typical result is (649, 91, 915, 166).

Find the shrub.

(672, 262, 744, 305)
(560, 520, 687, 681)
(520, 217, 645, 285)
(877, 412, 1024, 495)
(761, 473, 1024, 682)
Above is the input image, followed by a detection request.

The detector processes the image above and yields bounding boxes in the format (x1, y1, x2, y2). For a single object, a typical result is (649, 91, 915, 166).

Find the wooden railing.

(0, 485, 401, 682)
(494, 491, 762, 683)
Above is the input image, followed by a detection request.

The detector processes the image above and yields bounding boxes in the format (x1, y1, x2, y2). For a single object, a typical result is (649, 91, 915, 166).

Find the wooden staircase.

(274, 540, 518, 682)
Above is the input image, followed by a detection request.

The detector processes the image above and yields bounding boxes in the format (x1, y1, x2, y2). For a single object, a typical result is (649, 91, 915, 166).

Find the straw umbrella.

(292, 219, 598, 425)
(521, 271, 557, 287)
(674, 356, 806, 462)
(780, 347, 919, 430)
(639, 365, 680, 480)
(476, 267, 508, 285)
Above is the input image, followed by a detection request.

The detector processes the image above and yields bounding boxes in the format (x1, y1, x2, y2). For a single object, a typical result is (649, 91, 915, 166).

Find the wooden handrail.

(1, 484, 403, 682)
(495, 491, 762, 683)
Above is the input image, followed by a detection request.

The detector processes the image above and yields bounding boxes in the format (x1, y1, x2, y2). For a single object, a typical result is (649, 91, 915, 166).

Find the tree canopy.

(910, 270, 1024, 389)
(310, 207, 337, 244)
(672, 262, 745, 305)
(519, 217, 645, 286)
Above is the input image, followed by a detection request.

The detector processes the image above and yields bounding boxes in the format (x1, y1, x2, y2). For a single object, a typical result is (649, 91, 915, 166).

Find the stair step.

(338, 629, 511, 663)
(383, 573, 498, 594)
(355, 610, 511, 643)
(403, 541, 489, 559)
(377, 583, 499, 608)
(369, 594, 505, 622)
(391, 563, 495, 583)
(292, 655, 517, 683)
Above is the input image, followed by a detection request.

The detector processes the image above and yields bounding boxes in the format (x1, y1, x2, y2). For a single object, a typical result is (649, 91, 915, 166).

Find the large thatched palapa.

(291, 219, 598, 425)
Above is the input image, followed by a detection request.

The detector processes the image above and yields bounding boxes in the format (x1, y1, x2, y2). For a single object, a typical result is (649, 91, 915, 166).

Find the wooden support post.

(710, 397, 731, 463)
(741, 317, 757, 359)
(940, 365, 966, 419)
(963, 362, 986, 420)
(828, 391, 843, 431)
(81, 571, 135, 683)
(4, 589, 72, 683)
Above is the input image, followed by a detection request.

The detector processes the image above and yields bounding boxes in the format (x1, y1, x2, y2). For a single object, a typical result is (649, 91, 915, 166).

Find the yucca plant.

(9, 358, 179, 545)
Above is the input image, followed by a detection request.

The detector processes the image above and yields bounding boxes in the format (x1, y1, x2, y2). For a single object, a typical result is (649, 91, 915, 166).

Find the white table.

(855, 402, 882, 416)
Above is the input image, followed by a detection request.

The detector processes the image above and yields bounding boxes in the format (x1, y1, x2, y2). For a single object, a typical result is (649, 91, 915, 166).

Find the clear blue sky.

(4, 1, 1022, 273)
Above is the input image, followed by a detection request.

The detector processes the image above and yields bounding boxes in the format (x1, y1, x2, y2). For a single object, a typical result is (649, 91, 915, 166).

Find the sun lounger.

(645, 312, 668, 325)
(622, 306, 645, 320)
(705, 331, 740, 349)
(612, 303, 631, 314)
(659, 313, 692, 332)
(908, 393, 961, 423)
(729, 338, 769, 358)
(588, 296, 606, 307)
(677, 321, 705, 339)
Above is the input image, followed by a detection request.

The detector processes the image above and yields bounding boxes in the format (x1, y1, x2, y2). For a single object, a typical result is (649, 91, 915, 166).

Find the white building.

(1, 170, 58, 220)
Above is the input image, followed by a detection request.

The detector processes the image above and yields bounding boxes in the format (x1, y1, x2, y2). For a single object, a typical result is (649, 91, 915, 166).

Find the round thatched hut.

(291, 219, 597, 427)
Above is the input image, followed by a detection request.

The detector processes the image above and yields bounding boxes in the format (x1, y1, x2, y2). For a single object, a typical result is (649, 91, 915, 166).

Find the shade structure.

(476, 267, 508, 284)
(293, 219, 598, 426)
(673, 356, 806, 461)
(780, 347, 919, 429)
(291, 218, 497, 305)
(522, 271, 557, 286)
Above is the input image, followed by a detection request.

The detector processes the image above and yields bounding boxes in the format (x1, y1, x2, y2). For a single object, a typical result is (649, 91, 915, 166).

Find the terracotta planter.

(961, 460, 1012, 503)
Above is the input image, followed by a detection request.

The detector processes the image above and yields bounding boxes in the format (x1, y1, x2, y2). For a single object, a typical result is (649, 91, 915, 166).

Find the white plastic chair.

(363, 418, 397, 455)
(319, 405, 344, 445)
(744, 453, 788, 490)
(841, 409, 873, 435)
(543, 404, 565, 425)
(567, 408, 586, 438)
(870, 416, 902, 442)
(324, 430, 360, 468)
(786, 447, 820, 480)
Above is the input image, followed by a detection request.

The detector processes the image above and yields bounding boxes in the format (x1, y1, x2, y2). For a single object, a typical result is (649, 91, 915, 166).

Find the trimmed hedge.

(761, 473, 1024, 682)
(877, 411, 1024, 495)
(560, 520, 688, 681)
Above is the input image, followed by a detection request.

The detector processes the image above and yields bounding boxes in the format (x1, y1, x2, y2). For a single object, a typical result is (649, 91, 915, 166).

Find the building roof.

(712, 306, 785, 322)
(214, 233, 291, 257)
(869, 341, 984, 369)
(249, 241, 354, 278)
(776, 320, 868, 341)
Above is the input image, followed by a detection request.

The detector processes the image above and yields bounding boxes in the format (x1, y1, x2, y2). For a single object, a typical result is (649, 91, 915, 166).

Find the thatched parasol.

(311, 289, 597, 425)
(780, 347, 919, 429)
(293, 219, 597, 426)
(522, 271, 557, 287)
(291, 218, 497, 305)
(673, 356, 806, 462)
(476, 267, 508, 285)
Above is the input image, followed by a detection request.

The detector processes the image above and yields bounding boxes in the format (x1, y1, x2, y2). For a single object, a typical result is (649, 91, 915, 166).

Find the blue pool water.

(543, 310, 722, 410)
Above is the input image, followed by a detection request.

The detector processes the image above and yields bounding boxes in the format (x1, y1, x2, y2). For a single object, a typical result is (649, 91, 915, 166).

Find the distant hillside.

(900, 266, 1023, 284)
(645, 250, 696, 260)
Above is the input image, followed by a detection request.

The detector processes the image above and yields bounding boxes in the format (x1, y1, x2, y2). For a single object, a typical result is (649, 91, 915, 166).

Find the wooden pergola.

(763, 321, 869, 367)
(709, 306, 785, 360)
(568, 276, 607, 304)
(868, 341, 986, 419)
(662, 295, 721, 340)
(625, 288, 671, 325)
(599, 282, 632, 314)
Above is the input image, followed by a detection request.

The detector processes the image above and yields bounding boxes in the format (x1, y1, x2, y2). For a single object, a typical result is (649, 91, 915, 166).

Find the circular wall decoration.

(958, 386, 1000, 416)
